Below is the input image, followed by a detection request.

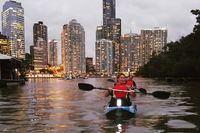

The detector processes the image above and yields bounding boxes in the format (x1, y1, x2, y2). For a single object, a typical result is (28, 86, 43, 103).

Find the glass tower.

(103, 0, 116, 25)
(2, 0, 25, 59)
(33, 21, 48, 66)
(61, 19, 86, 76)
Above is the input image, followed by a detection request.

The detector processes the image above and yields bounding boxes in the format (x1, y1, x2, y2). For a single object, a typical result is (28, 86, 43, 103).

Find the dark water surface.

(0, 78, 199, 133)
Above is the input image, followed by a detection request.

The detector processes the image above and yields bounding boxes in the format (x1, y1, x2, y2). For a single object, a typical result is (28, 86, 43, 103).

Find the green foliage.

(136, 9, 200, 78)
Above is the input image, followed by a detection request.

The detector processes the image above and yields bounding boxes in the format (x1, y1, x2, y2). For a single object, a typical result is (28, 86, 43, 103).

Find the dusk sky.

(0, 0, 200, 64)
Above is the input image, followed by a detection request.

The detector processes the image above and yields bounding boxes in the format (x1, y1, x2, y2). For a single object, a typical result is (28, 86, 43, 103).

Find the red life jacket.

(126, 80, 136, 88)
(126, 80, 133, 87)
(113, 83, 128, 98)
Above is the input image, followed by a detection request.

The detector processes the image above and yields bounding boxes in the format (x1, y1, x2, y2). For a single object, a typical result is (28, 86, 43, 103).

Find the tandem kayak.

(104, 98, 137, 119)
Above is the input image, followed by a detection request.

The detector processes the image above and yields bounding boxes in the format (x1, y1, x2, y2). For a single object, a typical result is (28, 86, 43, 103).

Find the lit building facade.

(96, 0, 121, 74)
(61, 19, 86, 75)
(31, 38, 47, 70)
(96, 26, 105, 40)
(140, 27, 167, 65)
(96, 39, 113, 75)
(121, 33, 141, 73)
(103, 0, 116, 25)
(106, 18, 121, 73)
(2, 0, 25, 59)
(49, 39, 58, 66)
(33, 21, 48, 66)
(86, 57, 95, 74)
(0, 32, 11, 56)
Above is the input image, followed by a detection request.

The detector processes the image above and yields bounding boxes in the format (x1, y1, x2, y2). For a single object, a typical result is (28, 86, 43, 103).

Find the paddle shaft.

(95, 87, 132, 93)
(96, 87, 169, 99)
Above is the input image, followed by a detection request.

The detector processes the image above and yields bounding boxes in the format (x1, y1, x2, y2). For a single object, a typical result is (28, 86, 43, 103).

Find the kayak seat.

(109, 97, 132, 107)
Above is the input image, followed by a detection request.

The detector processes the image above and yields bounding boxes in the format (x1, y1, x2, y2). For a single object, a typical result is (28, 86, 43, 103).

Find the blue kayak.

(104, 99, 137, 119)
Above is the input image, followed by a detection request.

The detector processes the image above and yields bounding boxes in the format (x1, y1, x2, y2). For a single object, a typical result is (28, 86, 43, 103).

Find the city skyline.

(0, 0, 200, 63)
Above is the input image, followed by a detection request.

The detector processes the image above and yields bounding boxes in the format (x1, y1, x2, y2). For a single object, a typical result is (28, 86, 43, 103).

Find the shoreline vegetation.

(135, 9, 200, 82)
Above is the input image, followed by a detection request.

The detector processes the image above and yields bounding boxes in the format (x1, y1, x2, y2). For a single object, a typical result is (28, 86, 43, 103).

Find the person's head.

(129, 75, 134, 80)
(116, 73, 126, 84)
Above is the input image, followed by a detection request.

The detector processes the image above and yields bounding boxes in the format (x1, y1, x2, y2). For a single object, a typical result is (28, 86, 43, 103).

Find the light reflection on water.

(0, 78, 199, 133)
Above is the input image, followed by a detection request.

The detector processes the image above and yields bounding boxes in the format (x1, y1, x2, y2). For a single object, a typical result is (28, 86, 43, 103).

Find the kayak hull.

(104, 104, 137, 120)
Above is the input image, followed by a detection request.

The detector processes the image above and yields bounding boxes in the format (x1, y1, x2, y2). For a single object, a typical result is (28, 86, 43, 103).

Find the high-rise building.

(49, 39, 58, 66)
(96, 39, 113, 75)
(96, 26, 105, 40)
(2, 0, 25, 59)
(106, 18, 121, 73)
(0, 32, 11, 56)
(140, 27, 167, 65)
(31, 38, 49, 70)
(121, 33, 141, 73)
(33, 21, 48, 46)
(33, 21, 48, 65)
(103, 0, 116, 25)
(86, 57, 95, 74)
(61, 19, 86, 75)
(97, 0, 121, 74)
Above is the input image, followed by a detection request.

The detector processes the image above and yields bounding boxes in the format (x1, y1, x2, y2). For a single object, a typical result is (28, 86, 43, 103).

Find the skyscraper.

(2, 0, 25, 59)
(61, 19, 86, 76)
(33, 21, 48, 46)
(106, 18, 121, 73)
(96, 39, 113, 75)
(121, 33, 141, 73)
(33, 21, 48, 66)
(96, 0, 121, 74)
(49, 39, 58, 66)
(140, 27, 168, 65)
(31, 38, 47, 70)
(103, 0, 116, 25)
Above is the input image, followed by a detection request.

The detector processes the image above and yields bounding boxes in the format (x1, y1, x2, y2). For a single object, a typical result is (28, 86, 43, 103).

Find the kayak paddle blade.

(152, 91, 171, 99)
(78, 83, 94, 91)
(107, 79, 115, 83)
(138, 88, 147, 94)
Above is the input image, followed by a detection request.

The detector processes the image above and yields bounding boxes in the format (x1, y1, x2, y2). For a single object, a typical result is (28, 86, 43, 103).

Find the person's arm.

(104, 88, 112, 97)
(132, 80, 137, 89)
(130, 89, 136, 97)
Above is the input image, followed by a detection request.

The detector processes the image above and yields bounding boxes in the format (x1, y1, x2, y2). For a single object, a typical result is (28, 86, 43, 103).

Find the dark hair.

(117, 73, 125, 79)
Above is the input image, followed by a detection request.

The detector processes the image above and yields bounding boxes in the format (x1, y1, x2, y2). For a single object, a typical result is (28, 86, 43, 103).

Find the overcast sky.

(0, 0, 200, 64)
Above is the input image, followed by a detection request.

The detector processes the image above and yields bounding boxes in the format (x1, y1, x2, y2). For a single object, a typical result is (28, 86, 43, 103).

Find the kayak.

(104, 98, 137, 119)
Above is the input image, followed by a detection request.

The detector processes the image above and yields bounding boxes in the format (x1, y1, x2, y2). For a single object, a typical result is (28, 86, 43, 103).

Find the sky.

(0, 0, 200, 64)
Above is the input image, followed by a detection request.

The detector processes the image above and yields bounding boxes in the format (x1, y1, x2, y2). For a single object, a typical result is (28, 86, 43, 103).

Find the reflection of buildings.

(49, 39, 58, 67)
(121, 33, 141, 73)
(61, 19, 86, 76)
(0, 32, 11, 56)
(1, 0, 25, 59)
(96, 39, 113, 75)
(140, 27, 167, 65)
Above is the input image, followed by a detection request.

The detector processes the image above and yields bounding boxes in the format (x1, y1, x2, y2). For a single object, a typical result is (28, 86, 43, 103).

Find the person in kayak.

(104, 73, 135, 106)
(126, 75, 137, 90)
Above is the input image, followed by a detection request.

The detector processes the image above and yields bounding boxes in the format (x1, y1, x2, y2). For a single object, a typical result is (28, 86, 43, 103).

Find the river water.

(0, 78, 199, 133)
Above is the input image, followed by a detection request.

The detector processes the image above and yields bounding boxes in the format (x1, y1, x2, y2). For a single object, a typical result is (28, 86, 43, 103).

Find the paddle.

(107, 79, 147, 94)
(78, 83, 170, 99)
(78, 83, 131, 92)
